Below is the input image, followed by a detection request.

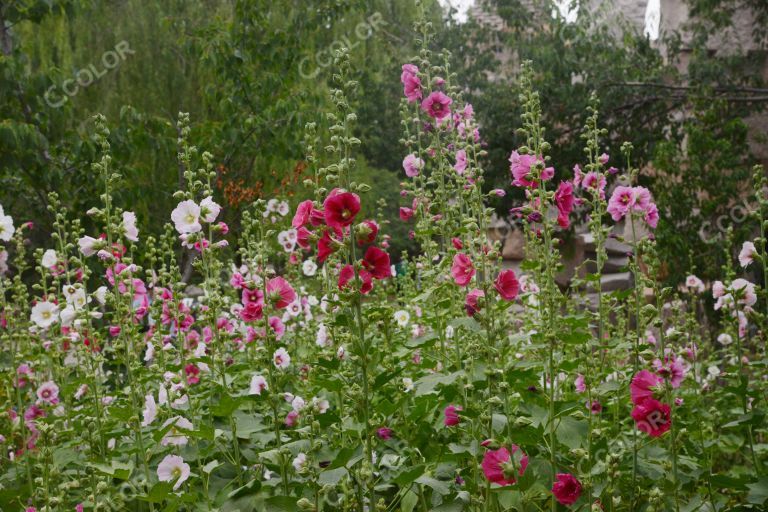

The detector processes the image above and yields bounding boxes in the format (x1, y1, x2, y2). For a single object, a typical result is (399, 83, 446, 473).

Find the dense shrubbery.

(1, 27, 768, 512)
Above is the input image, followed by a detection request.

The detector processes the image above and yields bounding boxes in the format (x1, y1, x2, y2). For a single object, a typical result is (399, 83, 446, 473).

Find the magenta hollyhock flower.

(454, 149, 468, 174)
(239, 301, 264, 322)
(452, 237, 463, 250)
(451, 253, 475, 287)
(285, 410, 299, 427)
(323, 190, 361, 230)
(494, 269, 519, 301)
(292, 200, 314, 228)
(589, 400, 602, 414)
(421, 91, 452, 120)
(607, 185, 635, 221)
(356, 220, 379, 246)
(338, 265, 373, 294)
(376, 427, 393, 440)
(403, 154, 424, 177)
(555, 180, 575, 228)
(653, 356, 686, 388)
(242, 287, 264, 306)
(399, 207, 414, 221)
(362, 246, 391, 280)
(632, 186, 652, 212)
(573, 164, 583, 187)
(443, 404, 462, 426)
(185, 363, 200, 385)
(36, 381, 59, 405)
(269, 316, 285, 340)
(631, 398, 671, 437)
(552, 473, 582, 505)
(481, 445, 528, 486)
(401, 64, 422, 103)
(464, 288, 485, 317)
(630, 370, 663, 405)
(266, 277, 296, 309)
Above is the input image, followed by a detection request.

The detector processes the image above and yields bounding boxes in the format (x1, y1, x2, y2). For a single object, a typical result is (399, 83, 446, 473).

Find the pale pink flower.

(156, 454, 190, 490)
(739, 241, 757, 268)
(403, 154, 424, 178)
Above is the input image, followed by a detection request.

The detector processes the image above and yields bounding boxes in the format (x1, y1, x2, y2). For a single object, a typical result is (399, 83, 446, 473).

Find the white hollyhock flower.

(266, 199, 279, 212)
(277, 201, 290, 216)
(63, 284, 87, 308)
(59, 305, 76, 327)
(78, 236, 101, 257)
(685, 275, 705, 294)
(249, 374, 268, 395)
(161, 416, 193, 446)
(315, 324, 329, 347)
(30, 301, 59, 329)
(94, 286, 108, 305)
(157, 455, 191, 490)
(200, 196, 221, 223)
(122, 211, 139, 242)
(292, 452, 307, 472)
(0, 249, 8, 275)
(290, 396, 306, 412)
(717, 333, 733, 346)
(402, 378, 414, 392)
(311, 397, 330, 414)
(0, 209, 14, 242)
(273, 347, 291, 369)
(739, 241, 757, 268)
(41, 249, 57, 268)
(302, 259, 317, 277)
(141, 393, 157, 426)
(393, 310, 410, 327)
(171, 200, 202, 234)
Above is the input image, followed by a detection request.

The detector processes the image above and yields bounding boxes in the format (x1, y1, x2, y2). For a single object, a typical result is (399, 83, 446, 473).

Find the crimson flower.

(631, 398, 671, 437)
(362, 246, 391, 280)
(481, 445, 528, 486)
(266, 277, 296, 309)
(552, 473, 582, 506)
(292, 200, 314, 228)
(494, 269, 519, 301)
(323, 190, 361, 230)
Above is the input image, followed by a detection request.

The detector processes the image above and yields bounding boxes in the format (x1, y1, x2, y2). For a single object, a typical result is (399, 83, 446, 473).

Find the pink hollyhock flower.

(552, 473, 582, 505)
(269, 316, 285, 340)
(581, 172, 606, 200)
(376, 427, 393, 440)
(451, 253, 475, 287)
(266, 277, 296, 309)
(574, 374, 586, 393)
(323, 190, 361, 230)
(653, 356, 686, 388)
(631, 398, 671, 437)
(401, 64, 422, 103)
(399, 207, 414, 221)
(685, 275, 705, 293)
(590, 400, 602, 414)
(454, 149, 467, 174)
(630, 370, 663, 405)
(230, 272, 245, 289)
(185, 364, 200, 385)
(555, 180, 575, 228)
(296, 226, 312, 249)
(292, 200, 314, 228)
(573, 164, 583, 187)
(443, 404, 462, 426)
(421, 91, 452, 120)
(607, 186, 635, 221)
(644, 203, 659, 228)
(242, 287, 264, 306)
(494, 269, 519, 301)
(731, 278, 757, 307)
(465, 288, 484, 317)
(509, 151, 554, 188)
(712, 280, 726, 298)
(598, 153, 609, 165)
(452, 238, 463, 250)
(156, 454, 190, 490)
(632, 186, 651, 212)
(285, 410, 299, 427)
(403, 154, 424, 177)
(108, 325, 121, 337)
(36, 381, 59, 405)
(239, 302, 264, 322)
(362, 246, 391, 280)
(739, 241, 757, 268)
(481, 445, 528, 486)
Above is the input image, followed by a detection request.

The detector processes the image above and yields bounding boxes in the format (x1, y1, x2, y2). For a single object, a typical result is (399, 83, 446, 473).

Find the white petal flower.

(738, 241, 757, 268)
(141, 393, 157, 426)
(171, 200, 202, 234)
(273, 347, 291, 370)
(249, 374, 268, 395)
(302, 259, 317, 277)
(41, 249, 57, 268)
(292, 452, 307, 472)
(78, 236, 101, 257)
(122, 211, 139, 242)
(157, 455, 191, 490)
(0, 213, 14, 242)
(393, 310, 410, 327)
(30, 301, 59, 329)
(161, 416, 193, 447)
(200, 196, 221, 223)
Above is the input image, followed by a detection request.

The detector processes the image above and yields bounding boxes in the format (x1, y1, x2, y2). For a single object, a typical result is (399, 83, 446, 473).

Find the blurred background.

(1, 0, 766, 286)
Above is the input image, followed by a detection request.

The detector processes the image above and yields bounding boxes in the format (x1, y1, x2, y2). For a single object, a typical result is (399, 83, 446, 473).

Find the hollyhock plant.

(157, 455, 191, 491)
(509, 151, 554, 188)
(481, 445, 529, 486)
(443, 404, 462, 426)
(555, 180, 574, 228)
(739, 241, 757, 268)
(401, 64, 422, 103)
(630, 370, 663, 405)
(266, 277, 296, 309)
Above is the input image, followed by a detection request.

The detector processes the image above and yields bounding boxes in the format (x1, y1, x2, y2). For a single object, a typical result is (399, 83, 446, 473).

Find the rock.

(502, 228, 526, 260)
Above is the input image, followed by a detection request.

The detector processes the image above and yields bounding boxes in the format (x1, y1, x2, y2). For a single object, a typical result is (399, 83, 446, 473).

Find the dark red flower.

(631, 398, 671, 437)
(362, 246, 391, 280)
(323, 190, 361, 230)
(552, 473, 582, 506)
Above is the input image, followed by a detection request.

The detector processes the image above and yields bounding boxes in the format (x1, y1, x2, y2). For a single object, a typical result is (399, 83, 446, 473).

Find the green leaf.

(747, 477, 768, 505)
(416, 475, 450, 496)
(265, 495, 299, 512)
